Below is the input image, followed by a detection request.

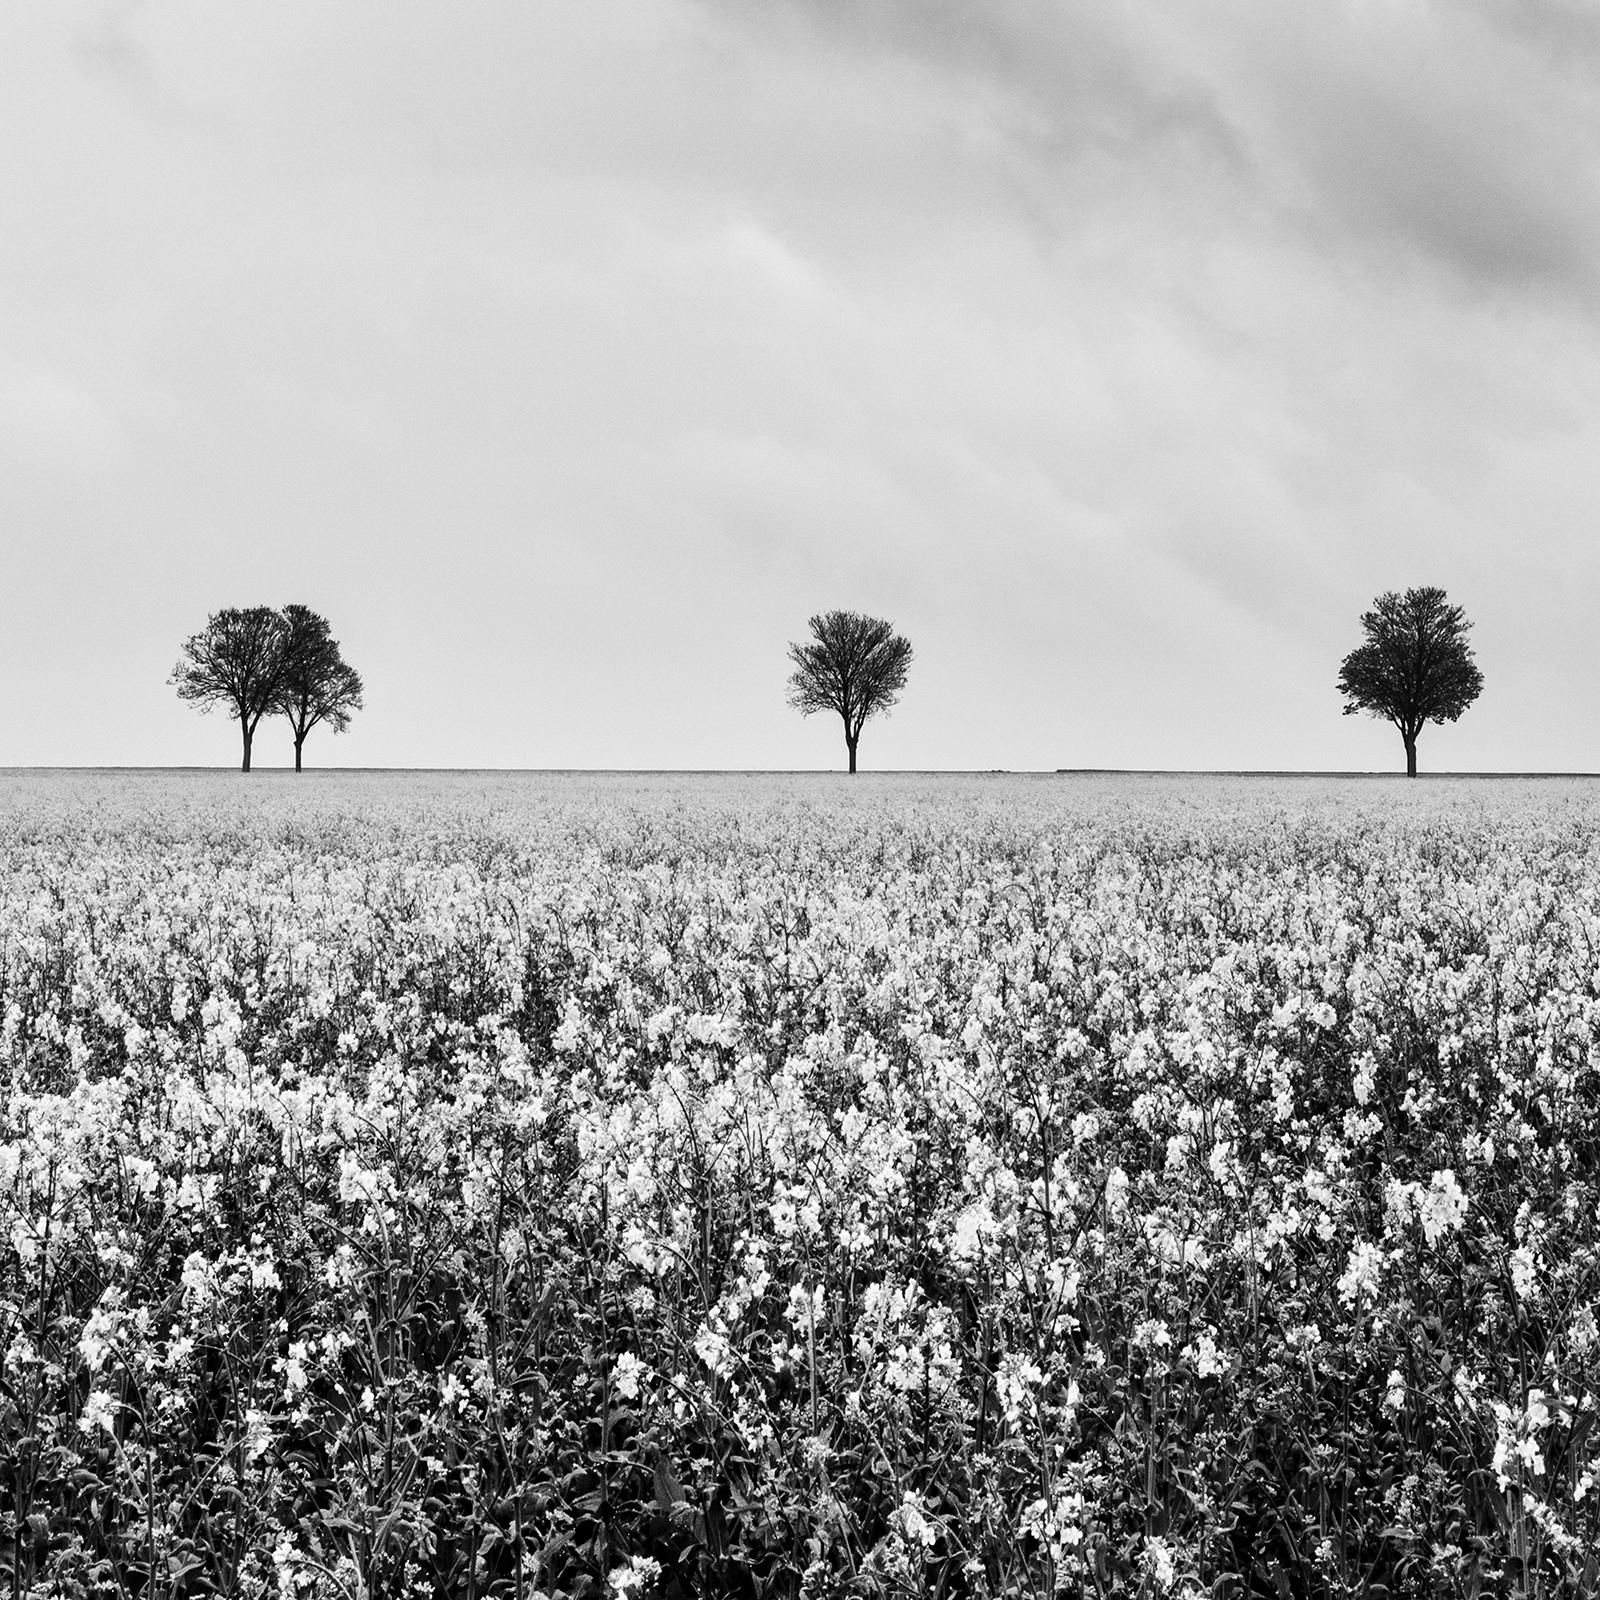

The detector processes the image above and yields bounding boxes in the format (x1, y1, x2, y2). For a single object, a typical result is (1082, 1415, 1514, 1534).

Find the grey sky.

(5, 0, 1600, 770)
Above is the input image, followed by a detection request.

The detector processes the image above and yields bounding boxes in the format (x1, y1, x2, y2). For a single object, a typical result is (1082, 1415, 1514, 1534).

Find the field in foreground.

(4, 771, 1600, 1599)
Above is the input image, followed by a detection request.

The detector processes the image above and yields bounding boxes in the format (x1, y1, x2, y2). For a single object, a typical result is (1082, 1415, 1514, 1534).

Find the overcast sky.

(5, 1, 1600, 772)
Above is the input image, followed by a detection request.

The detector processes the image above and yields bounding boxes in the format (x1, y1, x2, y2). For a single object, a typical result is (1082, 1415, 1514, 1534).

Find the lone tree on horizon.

(276, 603, 364, 771)
(171, 606, 288, 772)
(787, 609, 913, 773)
(1337, 586, 1483, 776)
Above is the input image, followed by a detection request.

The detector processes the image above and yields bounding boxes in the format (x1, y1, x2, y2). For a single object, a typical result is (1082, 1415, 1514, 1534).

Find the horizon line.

(4, 766, 1600, 780)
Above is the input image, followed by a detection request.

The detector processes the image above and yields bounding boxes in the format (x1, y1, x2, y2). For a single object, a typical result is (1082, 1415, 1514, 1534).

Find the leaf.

(538, 1530, 574, 1565)
(654, 1455, 685, 1511)
(672, 1505, 708, 1546)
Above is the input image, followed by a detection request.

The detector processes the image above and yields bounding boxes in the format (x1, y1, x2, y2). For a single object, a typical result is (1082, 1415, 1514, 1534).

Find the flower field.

(5, 770, 1600, 1599)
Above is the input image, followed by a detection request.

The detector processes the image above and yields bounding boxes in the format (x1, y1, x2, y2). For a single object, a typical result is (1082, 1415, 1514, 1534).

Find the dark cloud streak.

(704, 0, 1600, 306)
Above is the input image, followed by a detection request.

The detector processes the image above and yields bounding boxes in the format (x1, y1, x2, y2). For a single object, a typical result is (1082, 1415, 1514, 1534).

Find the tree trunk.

(1404, 731, 1417, 778)
(241, 723, 253, 773)
(846, 734, 858, 774)
(294, 735, 304, 773)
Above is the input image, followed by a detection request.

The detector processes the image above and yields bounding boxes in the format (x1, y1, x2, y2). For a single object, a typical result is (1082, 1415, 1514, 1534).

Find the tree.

(171, 607, 288, 772)
(276, 604, 364, 771)
(1337, 586, 1483, 776)
(787, 609, 913, 773)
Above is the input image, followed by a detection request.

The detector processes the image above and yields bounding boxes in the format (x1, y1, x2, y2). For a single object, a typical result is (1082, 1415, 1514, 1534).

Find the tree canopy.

(1337, 586, 1483, 776)
(172, 604, 362, 770)
(787, 610, 913, 773)
(170, 607, 288, 772)
(276, 604, 364, 771)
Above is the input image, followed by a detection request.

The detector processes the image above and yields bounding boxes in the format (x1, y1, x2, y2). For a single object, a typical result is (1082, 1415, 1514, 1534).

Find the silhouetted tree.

(1337, 586, 1483, 776)
(787, 609, 913, 773)
(276, 604, 364, 771)
(170, 607, 287, 772)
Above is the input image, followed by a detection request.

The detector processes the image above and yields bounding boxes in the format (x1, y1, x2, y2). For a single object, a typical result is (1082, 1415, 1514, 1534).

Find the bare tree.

(787, 609, 913, 773)
(277, 604, 364, 771)
(1337, 586, 1484, 776)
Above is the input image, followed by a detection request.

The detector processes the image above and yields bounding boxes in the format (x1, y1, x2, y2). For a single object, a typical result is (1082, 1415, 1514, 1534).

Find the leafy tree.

(787, 609, 913, 773)
(1337, 586, 1483, 776)
(170, 606, 287, 772)
(276, 604, 364, 771)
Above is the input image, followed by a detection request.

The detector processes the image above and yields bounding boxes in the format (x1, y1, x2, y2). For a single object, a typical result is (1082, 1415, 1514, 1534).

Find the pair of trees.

(172, 605, 363, 772)
(789, 589, 1484, 778)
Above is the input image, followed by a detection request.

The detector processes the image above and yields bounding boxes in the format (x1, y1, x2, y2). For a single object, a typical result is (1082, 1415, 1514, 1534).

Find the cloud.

(73, 0, 150, 84)
(1235, 7, 1600, 301)
(700, 0, 1600, 305)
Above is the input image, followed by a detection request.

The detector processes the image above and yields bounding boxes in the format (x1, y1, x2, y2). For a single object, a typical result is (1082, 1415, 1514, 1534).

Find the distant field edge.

(1052, 768, 1600, 779)
(3, 767, 1600, 779)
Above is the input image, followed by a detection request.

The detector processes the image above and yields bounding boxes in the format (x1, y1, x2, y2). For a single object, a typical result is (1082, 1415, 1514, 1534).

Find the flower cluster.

(3, 771, 1600, 1597)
